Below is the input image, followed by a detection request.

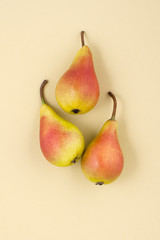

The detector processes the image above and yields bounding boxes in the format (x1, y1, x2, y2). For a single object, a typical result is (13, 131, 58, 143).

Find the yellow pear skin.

(40, 80, 85, 167)
(81, 92, 124, 185)
(55, 31, 99, 114)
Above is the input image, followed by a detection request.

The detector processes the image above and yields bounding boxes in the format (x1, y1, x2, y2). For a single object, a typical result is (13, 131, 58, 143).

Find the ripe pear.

(39, 80, 85, 167)
(81, 92, 124, 185)
(55, 31, 99, 114)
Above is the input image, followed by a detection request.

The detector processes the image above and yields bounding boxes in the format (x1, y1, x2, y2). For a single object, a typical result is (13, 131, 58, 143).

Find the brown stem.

(40, 80, 48, 104)
(108, 92, 117, 120)
(81, 31, 85, 47)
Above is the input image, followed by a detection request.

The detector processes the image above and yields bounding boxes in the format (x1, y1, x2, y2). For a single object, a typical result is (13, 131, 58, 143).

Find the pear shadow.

(70, 160, 83, 184)
(117, 96, 137, 181)
(69, 156, 93, 189)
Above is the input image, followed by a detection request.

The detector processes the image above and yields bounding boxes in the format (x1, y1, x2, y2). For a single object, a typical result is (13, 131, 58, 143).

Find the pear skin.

(81, 92, 124, 184)
(55, 31, 99, 114)
(40, 80, 85, 167)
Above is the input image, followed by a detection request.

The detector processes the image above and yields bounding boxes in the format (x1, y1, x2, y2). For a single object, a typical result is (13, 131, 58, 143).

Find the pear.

(81, 92, 124, 185)
(39, 80, 85, 167)
(55, 31, 99, 114)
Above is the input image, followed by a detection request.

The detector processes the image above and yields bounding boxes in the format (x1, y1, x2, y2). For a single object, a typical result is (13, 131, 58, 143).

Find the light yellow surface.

(1, 0, 160, 239)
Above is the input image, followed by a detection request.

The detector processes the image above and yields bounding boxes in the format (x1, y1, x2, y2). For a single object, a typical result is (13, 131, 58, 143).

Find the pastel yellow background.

(1, 0, 160, 239)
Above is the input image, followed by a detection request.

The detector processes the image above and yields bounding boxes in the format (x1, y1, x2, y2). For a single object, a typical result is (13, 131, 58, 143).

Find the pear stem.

(108, 92, 117, 120)
(40, 80, 48, 104)
(81, 31, 85, 47)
